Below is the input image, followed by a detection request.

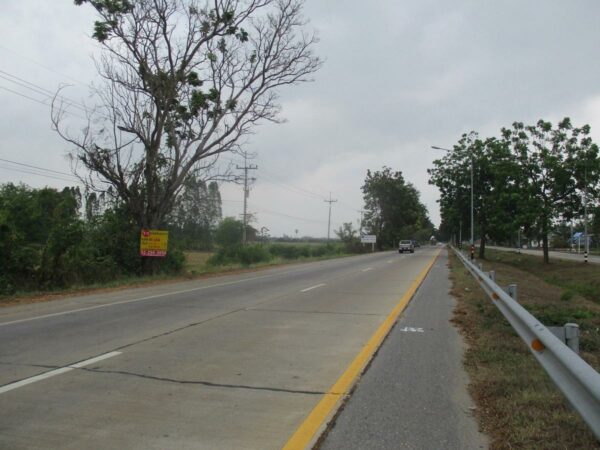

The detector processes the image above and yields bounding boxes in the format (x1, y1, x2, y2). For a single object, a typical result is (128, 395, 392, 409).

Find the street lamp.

(431, 145, 474, 246)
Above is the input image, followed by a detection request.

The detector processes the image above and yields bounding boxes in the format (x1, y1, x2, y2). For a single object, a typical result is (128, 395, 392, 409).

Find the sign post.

(360, 234, 377, 252)
(140, 229, 169, 257)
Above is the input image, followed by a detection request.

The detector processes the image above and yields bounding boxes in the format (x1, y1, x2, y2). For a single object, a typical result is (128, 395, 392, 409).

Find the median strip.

(0, 351, 122, 394)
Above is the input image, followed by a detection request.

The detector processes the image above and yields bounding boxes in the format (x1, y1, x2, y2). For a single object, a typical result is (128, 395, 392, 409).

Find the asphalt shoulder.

(318, 250, 488, 450)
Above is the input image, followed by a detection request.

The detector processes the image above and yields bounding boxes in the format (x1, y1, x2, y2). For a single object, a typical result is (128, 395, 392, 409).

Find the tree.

(362, 167, 430, 249)
(170, 175, 222, 249)
(429, 132, 520, 258)
(53, 0, 321, 249)
(335, 222, 357, 244)
(215, 217, 244, 248)
(501, 118, 600, 263)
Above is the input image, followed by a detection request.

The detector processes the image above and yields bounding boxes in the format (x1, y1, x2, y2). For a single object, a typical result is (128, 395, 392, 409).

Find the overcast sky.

(1, 1, 600, 237)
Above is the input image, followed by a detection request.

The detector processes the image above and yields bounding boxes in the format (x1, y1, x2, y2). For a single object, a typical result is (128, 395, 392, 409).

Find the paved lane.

(1, 249, 438, 449)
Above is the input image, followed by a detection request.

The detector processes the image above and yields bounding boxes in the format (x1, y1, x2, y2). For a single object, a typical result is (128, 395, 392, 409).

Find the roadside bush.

(208, 244, 271, 267)
(0, 184, 186, 297)
(238, 244, 271, 266)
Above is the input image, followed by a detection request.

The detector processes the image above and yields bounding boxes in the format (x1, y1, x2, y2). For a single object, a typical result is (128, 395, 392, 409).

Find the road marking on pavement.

(387, 260, 394, 263)
(0, 267, 328, 328)
(362, 267, 373, 272)
(399, 326, 424, 333)
(282, 249, 441, 450)
(301, 283, 326, 293)
(0, 351, 122, 395)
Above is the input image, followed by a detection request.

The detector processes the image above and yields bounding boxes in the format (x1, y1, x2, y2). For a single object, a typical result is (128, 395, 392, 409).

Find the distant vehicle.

(399, 240, 415, 253)
(412, 240, 420, 248)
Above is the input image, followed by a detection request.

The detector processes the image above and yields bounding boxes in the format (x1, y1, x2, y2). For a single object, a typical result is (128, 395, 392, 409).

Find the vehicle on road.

(412, 240, 420, 248)
(399, 240, 415, 253)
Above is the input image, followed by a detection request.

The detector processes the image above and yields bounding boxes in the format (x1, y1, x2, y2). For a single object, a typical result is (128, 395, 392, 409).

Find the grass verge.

(486, 248, 600, 305)
(0, 250, 356, 307)
(448, 249, 600, 449)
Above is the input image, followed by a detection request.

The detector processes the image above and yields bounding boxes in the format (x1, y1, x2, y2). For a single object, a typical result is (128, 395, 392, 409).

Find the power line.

(0, 70, 89, 114)
(252, 207, 329, 224)
(0, 85, 88, 121)
(0, 164, 83, 185)
(0, 44, 85, 86)
(0, 157, 78, 178)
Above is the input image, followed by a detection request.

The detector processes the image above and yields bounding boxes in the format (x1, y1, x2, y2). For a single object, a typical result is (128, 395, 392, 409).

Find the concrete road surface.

(487, 246, 600, 264)
(1, 248, 446, 449)
(319, 250, 487, 450)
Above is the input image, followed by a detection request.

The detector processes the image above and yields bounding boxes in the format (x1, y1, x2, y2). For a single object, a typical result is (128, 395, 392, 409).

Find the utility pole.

(470, 156, 474, 245)
(236, 153, 257, 245)
(324, 192, 338, 241)
(584, 166, 589, 263)
(359, 209, 364, 234)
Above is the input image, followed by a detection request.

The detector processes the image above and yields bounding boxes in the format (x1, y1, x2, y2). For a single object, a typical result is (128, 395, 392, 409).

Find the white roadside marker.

(300, 283, 326, 293)
(0, 351, 122, 395)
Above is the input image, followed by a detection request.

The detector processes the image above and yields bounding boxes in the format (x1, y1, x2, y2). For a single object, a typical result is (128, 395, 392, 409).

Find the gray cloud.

(1, 1, 599, 237)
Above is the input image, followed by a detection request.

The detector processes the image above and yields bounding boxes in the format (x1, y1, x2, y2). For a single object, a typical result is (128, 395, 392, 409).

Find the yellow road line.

(282, 249, 441, 450)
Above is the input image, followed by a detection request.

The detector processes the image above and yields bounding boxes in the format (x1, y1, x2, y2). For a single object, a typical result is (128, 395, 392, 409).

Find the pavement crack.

(77, 367, 326, 395)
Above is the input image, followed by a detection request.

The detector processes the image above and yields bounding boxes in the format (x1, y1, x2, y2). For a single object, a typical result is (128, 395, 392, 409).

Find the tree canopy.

(54, 0, 321, 235)
(362, 167, 431, 249)
(430, 118, 600, 262)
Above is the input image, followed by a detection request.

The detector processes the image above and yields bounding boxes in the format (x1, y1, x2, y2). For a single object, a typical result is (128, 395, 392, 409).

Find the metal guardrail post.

(503, 284, 517, 301)
(450, 246, 600, 440)
(565, 323, 580, 354)
(488, 270, 495, 282)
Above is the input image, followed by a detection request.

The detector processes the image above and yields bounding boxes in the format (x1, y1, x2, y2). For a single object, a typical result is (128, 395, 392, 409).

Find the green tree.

(429, 133, 520, 258)
(362, 167, 430, 249)
(170, 175, 222, 250)
(334, 222, 358, 244)
(215, 217, 244, 249)
(501, 118, 600, 263)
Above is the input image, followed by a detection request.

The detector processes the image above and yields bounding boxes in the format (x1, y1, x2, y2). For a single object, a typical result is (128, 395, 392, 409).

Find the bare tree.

(53, 0, 321, 232)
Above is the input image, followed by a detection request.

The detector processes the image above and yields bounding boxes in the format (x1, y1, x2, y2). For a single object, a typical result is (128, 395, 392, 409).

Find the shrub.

(207, 244, 271, 267)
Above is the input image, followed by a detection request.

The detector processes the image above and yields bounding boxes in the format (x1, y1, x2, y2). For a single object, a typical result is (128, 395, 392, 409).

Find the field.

(449, 248, 600, 449)
(184, 251, 214, 274)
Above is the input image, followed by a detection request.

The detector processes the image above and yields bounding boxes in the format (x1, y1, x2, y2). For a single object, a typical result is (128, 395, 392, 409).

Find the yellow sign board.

(140, 229, 169, 257)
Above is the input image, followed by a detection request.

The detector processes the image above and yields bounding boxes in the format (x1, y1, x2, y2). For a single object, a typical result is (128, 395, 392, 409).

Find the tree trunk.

(479, 235, 486, 259)
(542, 220, 550, 264)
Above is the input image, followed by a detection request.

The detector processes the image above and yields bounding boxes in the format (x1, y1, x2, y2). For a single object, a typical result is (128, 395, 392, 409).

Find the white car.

(398, 240, 414, 253)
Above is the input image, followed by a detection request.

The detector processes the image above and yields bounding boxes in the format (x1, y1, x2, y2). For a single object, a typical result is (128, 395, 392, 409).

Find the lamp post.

(431, 145, 474, 245)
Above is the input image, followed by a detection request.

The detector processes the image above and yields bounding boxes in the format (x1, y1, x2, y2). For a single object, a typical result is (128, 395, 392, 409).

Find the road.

(1, 248, 443, 449)
(319, 250, 487, 449)
(487, 246, 600, 264)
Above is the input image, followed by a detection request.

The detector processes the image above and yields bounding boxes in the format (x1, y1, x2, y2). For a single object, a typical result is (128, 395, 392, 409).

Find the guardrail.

(451, 246, 600, 440)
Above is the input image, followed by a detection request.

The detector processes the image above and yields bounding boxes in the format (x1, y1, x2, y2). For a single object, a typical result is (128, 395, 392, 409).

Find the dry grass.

(184, 251, 213, 273)
(448, 250, 600, 449)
